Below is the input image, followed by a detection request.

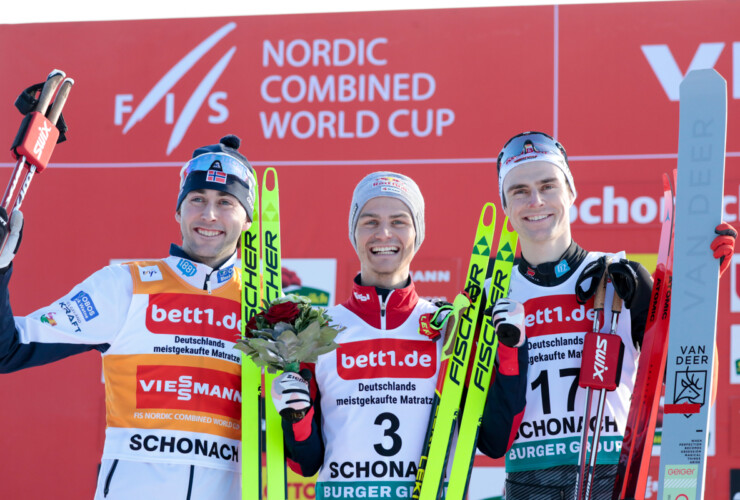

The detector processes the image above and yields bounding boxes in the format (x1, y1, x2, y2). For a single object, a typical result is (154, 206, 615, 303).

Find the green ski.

(446, 219, 518, 500)
(242, 177, 263, 499)
(260, 168, 287, 500)
(414, 203, 497, 500)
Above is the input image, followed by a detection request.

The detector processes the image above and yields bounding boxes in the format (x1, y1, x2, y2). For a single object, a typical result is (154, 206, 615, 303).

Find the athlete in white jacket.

(270, 171, 529, 499)
(0, 135, 255, 499)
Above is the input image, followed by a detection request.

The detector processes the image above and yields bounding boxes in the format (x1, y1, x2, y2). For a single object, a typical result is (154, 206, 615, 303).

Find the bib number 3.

(374, 412, 402, 456)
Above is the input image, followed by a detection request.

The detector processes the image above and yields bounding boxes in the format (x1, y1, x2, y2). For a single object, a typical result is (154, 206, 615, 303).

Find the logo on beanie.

(207, 170, 228, 184)
(210, 160, 223, 171)
(372, 176, 410, 193)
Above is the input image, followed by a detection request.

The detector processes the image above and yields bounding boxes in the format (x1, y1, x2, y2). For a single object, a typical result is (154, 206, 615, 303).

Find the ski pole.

(574, 268, 608, 500)
(583, 283, 625, 500)
(2, 70, 73, 252)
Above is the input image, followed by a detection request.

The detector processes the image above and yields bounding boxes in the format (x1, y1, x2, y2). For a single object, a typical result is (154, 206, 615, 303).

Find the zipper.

(103, 459, 119, 497)
(185, 465, 194, 499)
(203, 271, 212, 294)
(380, 290, 394, 330)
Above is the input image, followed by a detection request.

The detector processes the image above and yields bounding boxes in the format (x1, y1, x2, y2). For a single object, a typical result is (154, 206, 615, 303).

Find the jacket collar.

(343, 274, 419, 329)
(165, 244, 238, 292)
(517, 240, 587, 287)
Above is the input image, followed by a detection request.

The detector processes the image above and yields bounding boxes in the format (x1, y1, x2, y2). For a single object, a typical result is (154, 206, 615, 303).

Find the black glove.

(607, 258, 639, 309)
(575, 256, 607, 304)
(0, 207, 23, 271)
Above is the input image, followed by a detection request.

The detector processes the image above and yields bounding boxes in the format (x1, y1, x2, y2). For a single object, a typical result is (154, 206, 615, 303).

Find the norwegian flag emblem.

(206, 170, 227, 184)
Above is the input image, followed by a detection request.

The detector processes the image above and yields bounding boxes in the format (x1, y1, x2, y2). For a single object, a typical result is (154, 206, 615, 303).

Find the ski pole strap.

(607, 258, 638, 309)
(14, 82, 68, 142)
(575, 255, 607, 304)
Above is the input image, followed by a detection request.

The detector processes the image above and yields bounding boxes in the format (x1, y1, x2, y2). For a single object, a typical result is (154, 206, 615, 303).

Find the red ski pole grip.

(579, 332, 625, 391)
(11, 111, 59, 172)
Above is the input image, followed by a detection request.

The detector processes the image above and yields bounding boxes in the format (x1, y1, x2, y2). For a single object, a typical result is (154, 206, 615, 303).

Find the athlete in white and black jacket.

(0, 135, 257, 500)
(489, 131, 735, 500)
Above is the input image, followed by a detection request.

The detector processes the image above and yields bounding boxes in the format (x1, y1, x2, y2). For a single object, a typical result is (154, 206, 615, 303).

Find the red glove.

(711, 222, 737, 277)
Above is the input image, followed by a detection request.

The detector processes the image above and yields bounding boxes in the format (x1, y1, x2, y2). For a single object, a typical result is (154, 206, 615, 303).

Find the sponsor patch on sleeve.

(72, 291, 100, 321)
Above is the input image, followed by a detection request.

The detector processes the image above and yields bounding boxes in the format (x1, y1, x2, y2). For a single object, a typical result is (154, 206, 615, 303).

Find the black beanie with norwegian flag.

(176, 135, 256, 221)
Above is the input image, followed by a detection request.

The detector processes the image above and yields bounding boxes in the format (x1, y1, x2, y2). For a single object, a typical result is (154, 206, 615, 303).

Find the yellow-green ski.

(261, 168, 287, 500)
(446, 219, 518, 500)
(414, 203, 496, 500)
(242, 179, 263, 499)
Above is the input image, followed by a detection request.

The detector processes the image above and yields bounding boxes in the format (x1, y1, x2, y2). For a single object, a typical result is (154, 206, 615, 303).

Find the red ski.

(613, 171, 675, 499)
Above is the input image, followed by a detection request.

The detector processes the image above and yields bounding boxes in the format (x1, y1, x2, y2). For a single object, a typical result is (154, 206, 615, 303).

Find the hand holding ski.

(490, 297, 525, 348)
(413, 203, 496, 500)
(711, 222, 736, 276)
(445, 221, 518, 500)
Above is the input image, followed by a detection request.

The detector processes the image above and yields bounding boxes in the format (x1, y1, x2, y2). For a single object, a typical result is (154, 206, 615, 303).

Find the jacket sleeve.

(628, 261, 654, 348)
(476, 342, 528, 458)
(0, 264, 133, 373)
(281, 362, 325, 477)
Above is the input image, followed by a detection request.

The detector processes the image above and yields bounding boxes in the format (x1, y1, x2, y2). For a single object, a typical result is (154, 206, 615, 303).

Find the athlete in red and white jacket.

(0, 135, 256, 500)
(270, 171, 528, 499)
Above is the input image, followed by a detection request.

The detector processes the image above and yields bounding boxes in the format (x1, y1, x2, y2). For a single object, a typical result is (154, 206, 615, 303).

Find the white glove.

(491, 298, 526, 348)
(0, 209, 23, 270)
(271, 370, 312, 422)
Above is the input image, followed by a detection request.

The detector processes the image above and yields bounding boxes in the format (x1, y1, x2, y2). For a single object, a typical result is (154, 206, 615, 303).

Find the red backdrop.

(1, 2, 738, 498)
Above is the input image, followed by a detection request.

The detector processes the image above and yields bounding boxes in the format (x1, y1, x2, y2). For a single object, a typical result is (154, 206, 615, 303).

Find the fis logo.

(114, 23, 237, 154)
(139, 265, 163, 282)
(354, 292, 371, 302)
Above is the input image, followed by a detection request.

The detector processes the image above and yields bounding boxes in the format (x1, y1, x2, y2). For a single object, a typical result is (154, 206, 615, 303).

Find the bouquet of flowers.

(235, 294, 344, 373)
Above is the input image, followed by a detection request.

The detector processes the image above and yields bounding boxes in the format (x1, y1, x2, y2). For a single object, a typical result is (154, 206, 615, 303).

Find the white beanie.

(348, 171, 425, 251)
(497, 131, 576, 208)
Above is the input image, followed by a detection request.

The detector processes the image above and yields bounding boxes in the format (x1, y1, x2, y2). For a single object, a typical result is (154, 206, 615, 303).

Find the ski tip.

(680, 68, 727, 94)
(479, 203, 496, 228)
(262, 167, 278, 189)
(48, 69, 66, 79)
